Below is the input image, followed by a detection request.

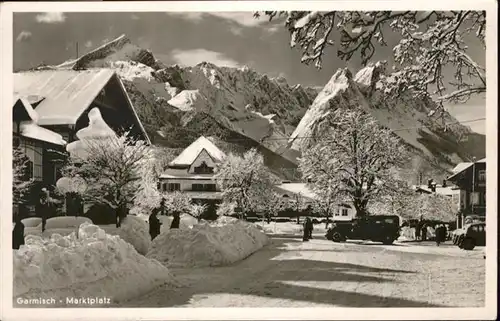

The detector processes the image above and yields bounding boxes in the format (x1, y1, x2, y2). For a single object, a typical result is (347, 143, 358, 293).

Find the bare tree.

(299, 109, 408, 217)
(256, 11, 486, 105)
(190, 203, 208, 222)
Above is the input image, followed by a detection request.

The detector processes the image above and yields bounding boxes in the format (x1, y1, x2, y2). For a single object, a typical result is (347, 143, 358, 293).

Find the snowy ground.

(118, 237, 484, 308)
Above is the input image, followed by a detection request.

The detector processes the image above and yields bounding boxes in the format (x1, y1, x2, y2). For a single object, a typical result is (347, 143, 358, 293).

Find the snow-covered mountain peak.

(354, 61, 388, 93)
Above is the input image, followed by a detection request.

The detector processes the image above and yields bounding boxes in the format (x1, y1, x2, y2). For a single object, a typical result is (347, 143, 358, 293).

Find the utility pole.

(471, 156, 476, 215)
(76, 42, 79, 59)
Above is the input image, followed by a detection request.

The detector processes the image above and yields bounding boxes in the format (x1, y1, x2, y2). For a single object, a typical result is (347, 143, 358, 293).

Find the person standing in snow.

(159, 197, 166, 216)
(306, 217, 314, 239)
(421, 222, 428, 242)
(302, 218, 309, 241)
(170, 211, 180, 229)
(149, 208, 162, 241)
(37, 188, 50, 233)
(12, 214, 25, 250)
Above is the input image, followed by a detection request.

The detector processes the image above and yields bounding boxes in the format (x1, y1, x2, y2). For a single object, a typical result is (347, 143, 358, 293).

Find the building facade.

(13, 68, 150, 216)
(158, 136, 226, 217)
(447, 159, 486, 228)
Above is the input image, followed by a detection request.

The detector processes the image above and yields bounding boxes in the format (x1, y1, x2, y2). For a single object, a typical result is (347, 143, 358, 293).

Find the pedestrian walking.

(415, 222, 421, 241)
(421, 222, 428, 241)
(12, 215, 25, 250)
(306, 217, 314, 239)
(302, 218, 309, 242)
(149, 208, 162, 241)
(37, 188, 50, 233)
(435, 224, 444, 246)
(170, 211, 180, 229)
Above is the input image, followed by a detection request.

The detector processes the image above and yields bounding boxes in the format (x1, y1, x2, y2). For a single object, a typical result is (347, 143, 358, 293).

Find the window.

(470, 192, 480, 205)
(478, 170, 486, 182)
(341, 208, 349, 216)
(23, 142, 43, 181)
(193, 161, 214, 174)
(192, 183, 216, 191)
(334, 209, 340, 217)
(167, 183, 180, 192)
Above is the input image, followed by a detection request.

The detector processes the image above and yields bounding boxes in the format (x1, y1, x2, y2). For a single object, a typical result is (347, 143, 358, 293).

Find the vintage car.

(457, 222, 486, 250)
(325, 215, 400, 245)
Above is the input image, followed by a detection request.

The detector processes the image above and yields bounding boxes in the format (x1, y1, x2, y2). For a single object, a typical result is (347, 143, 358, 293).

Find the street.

(117, 236, 485, 308)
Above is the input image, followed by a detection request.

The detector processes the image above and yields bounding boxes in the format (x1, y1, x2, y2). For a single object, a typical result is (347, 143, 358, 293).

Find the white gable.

(169, 136, 226, 167)
(189, 149, 217, 173)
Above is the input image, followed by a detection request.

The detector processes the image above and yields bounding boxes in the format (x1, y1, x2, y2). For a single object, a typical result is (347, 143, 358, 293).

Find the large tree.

(214, 148, 278, 218)
(61, 132, 150, 227)
(257, 11, 485, 105)
(299, 109, 408, 217)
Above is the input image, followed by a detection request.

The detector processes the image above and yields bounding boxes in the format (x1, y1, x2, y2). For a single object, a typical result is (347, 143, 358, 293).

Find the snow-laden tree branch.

(214, 148, 279, 217)
(299, 109, 409, 217)
(61, 132, 151, 227)
(256, 10, 486, 105)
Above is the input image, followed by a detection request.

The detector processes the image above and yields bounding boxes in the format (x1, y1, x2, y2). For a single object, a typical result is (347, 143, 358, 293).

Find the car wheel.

(462, 238, 475, 251)
(332, 231, 343, 243)
(382, 237, 394, 245)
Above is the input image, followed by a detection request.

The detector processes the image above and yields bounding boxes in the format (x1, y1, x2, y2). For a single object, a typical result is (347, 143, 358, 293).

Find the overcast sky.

(13, 12, 486, 134)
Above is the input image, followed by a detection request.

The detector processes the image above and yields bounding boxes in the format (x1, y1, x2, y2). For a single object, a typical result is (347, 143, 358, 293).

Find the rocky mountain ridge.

(37, 35, 484, 182)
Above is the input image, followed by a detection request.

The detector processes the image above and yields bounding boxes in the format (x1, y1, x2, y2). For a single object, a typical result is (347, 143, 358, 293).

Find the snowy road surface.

(117, 237, 485, 308)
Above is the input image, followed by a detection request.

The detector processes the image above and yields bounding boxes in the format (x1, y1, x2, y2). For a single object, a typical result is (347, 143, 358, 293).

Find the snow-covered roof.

(20, 121, 67, 146)
(14, 69, 116, 126)
(169, 136, 226, 167)
(275, 183, 317, 200)
(13, 97, 40, 122)
(448, 158, 486, 181)
(413, 185, 460, 196)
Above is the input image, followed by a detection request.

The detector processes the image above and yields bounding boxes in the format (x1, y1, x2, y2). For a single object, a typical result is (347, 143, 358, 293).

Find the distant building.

(447, 158, 486, 228)
(158, 136, 226, 216)
(274, 182, 356, 221)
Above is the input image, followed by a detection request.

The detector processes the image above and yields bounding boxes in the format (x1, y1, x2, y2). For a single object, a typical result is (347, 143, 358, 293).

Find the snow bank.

(100, 216, 151, 256)
(21, 218, 42, 228)
(45, 216, 93, 229)
(147, 217, 268, 267)
(14, 223, 173, 307)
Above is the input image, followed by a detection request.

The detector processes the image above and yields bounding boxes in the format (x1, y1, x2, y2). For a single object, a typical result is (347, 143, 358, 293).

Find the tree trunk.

(353, 199, 368, 218)
(297, 213, 300, 224)
(325, 216, 330, 229)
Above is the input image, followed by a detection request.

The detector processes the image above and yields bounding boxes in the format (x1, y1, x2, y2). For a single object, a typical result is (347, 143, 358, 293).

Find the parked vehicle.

(325, 215, 400, 245)
(457, 223, 486, 250)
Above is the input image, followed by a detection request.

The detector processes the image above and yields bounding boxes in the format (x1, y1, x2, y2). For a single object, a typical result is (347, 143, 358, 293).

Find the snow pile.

(259, 222, 303, 235)
(45, 216, 93, 229)
(21, 217, 42, 228)
(100, 216, 152, 256)
(147, 217, 269, 267)
(65, 108, 116, 160)
(13, 223, 173, 306)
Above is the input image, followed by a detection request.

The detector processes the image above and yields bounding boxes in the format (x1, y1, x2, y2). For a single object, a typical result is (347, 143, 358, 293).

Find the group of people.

(415, 220, 448, 246)
(148, 198, 181, 241)
(302, 217, 314, 241)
